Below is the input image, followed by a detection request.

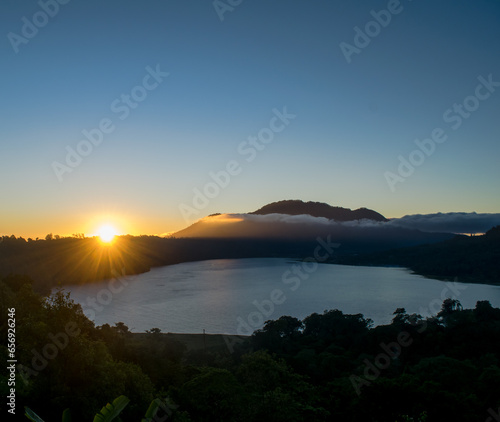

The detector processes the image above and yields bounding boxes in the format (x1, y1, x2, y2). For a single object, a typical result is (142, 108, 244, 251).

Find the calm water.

(65, 258, 500, 335)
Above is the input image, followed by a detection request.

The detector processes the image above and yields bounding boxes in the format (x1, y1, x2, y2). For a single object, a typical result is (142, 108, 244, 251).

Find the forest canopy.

(1, 275, 499, 421)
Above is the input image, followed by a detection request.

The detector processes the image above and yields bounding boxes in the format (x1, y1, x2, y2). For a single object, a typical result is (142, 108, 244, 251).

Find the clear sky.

(1, 0, 500, 238)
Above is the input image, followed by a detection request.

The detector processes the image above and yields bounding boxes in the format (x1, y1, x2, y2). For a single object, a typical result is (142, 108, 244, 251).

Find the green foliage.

(25, 396, 176, 422)
(141, 398, 164, 422)
(63, 409, 72, 422)
(25, 406, 72, 422)
(395, 411, 428, 422)
(175, 367, 243, 421)
(5, 274, 500, 421)
(93, 395, 130, 422)
(25, 407, 45, 422)
(0, 277, 154, 421)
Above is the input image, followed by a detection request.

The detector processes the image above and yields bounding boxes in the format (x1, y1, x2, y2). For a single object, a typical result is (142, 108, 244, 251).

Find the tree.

(175, 367, 243, 421)
(474, 300, 499, 322)
(114, 322, 130, 335)
(438, 299, 463, 319)
(393, 308, 410, 325)
(252, 316, 303, 352)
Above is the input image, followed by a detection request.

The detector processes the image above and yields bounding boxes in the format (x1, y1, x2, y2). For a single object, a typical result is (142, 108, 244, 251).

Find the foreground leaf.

(25, 407, 45, 422)
(93, 395, 130, 422)
(142, 398, 164, 422)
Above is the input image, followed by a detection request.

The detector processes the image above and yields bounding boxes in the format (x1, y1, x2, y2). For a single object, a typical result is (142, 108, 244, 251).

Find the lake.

(65, 258, 500, 335)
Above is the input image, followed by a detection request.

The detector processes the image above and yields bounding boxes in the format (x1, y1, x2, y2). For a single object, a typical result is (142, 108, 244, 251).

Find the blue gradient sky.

(1, 0, 499, 238)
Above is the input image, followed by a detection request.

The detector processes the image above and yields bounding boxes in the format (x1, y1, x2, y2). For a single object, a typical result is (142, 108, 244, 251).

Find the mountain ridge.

(250, 199, 388, 222)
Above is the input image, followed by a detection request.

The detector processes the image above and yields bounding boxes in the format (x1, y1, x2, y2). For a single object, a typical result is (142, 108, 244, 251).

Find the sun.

(97, 224, 118, 244)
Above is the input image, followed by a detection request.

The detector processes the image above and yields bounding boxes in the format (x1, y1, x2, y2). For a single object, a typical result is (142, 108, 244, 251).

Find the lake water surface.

(65, 258, 500, 335)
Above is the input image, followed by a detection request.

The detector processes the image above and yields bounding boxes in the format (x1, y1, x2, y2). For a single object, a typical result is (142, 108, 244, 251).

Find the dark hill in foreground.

(0, 236, 323, 292)
(338, 226, 500, 284)
(0, 228, 455, 292)
(250, 199, 388, 222)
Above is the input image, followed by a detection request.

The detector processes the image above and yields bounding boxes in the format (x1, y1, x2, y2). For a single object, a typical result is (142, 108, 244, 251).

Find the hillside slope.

(339, 226, 500, 284)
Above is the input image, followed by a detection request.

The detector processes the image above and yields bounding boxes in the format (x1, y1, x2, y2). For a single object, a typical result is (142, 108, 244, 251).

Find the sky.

(1, 0, 500, 238)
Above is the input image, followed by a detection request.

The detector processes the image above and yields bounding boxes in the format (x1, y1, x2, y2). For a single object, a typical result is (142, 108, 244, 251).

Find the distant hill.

(172, 212, 453, 256)
(250, 200, 388, 222)
(338, 226, 500, 284)
(172, 200, 453, 252)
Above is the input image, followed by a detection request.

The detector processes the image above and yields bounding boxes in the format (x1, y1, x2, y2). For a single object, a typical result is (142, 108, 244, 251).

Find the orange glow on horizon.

(96, 224, 118, 244)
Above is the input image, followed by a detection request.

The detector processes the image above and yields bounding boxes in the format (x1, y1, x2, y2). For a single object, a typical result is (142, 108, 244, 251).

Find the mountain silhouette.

(172, 199, 453, 254)
(250, 200, 388, 222)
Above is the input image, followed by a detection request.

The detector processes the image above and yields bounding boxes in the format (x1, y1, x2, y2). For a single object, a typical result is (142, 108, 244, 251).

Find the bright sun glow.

(97, 224, 118, 243)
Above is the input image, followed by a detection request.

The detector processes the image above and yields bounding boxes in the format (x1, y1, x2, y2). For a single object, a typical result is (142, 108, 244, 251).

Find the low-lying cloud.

(202, 211, 500, 234)
(204, 213, 384, 228)
(387, 212, 500, 234)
